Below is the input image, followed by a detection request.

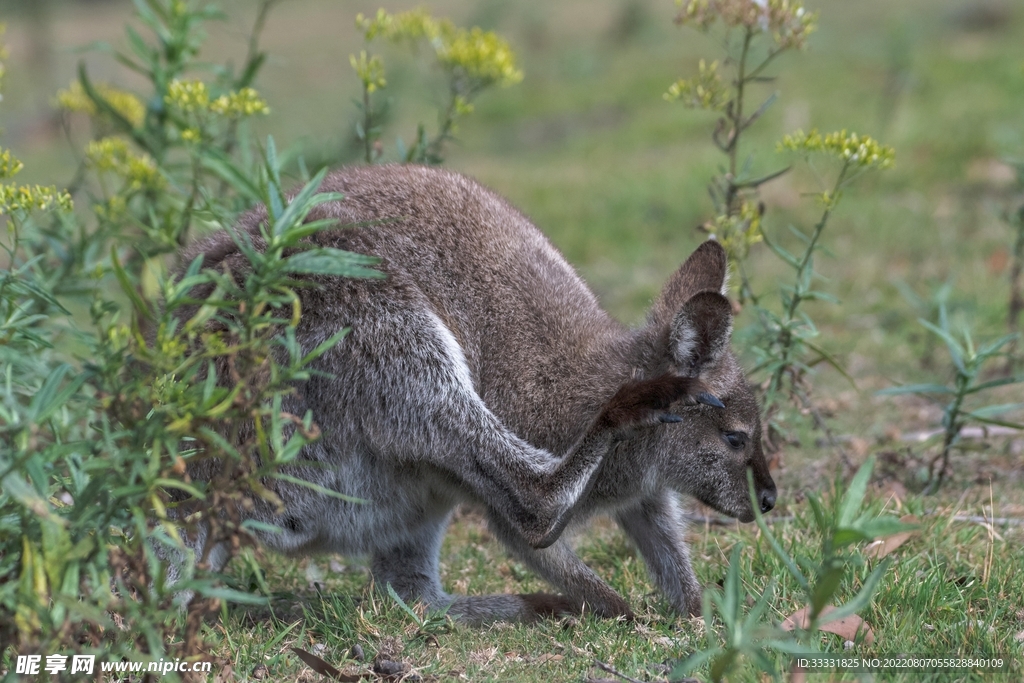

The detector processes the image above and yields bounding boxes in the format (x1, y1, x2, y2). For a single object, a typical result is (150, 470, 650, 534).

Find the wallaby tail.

(444, 592, 577, 625)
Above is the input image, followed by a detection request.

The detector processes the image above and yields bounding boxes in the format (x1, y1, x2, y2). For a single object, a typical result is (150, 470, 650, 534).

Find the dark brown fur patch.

(597, 375, 705, 429)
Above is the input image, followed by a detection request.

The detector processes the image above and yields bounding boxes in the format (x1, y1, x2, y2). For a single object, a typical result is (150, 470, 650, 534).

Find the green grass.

(3, 0, 1024, 680)
(206, 502, 1023, 682)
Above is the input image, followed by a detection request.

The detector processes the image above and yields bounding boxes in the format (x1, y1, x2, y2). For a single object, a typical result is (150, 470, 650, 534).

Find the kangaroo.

(175, 164, 776, 623)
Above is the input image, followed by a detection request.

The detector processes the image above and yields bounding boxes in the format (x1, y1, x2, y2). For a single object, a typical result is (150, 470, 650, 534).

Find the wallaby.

(175, 164, 776, 623)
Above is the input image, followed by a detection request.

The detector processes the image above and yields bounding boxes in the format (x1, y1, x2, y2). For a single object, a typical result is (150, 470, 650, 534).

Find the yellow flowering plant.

(751, 130, 894, 444)
(0, 0, 382, 665)
(669, 0, 818, 304)
(0, 147, 72, 216)
(352, 8, 523, 165)
(55, 80, 146, 129)
(47, 0, 275, 267)
(668, 2, 896, 453)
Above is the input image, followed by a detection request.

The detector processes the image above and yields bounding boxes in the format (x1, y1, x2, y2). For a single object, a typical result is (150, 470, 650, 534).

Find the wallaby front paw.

(598, 374, 717, 435)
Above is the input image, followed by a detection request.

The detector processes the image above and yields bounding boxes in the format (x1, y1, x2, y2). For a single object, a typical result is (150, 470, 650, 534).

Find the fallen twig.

(950, 514, 1024, 526)
(592, 660, 646, 683)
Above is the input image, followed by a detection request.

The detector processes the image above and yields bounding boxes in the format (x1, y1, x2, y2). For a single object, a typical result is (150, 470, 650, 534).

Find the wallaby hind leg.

(615, 490, 701, 617)
(370, 514, 451, 611)
(369, 513, 572, 625)
(485, 508, 633, 620)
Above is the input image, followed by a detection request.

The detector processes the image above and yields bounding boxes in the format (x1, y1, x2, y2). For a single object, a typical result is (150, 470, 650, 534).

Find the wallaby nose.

(759, 486, 777, 514)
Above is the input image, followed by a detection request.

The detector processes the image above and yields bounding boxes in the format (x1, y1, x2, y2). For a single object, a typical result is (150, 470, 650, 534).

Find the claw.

(696, 392, 725, 409)
(658, 413, 683, 423)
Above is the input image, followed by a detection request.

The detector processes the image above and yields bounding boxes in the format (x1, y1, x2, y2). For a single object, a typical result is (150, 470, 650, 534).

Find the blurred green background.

(3, 0, 1024, 448)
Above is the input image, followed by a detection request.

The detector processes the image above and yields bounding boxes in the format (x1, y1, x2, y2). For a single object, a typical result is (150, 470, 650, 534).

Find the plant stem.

(766, 162, 850, 405)
(723, 28, 753, 216)
(1008, 210, 1024, 353)
(362, 83, 375, 164)
(425, 85, 464, 164)
(927, 373, 967, 494)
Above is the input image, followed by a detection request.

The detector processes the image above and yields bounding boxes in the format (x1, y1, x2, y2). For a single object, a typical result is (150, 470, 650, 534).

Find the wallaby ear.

(650, 240, 728, 325)
(669, 291, 733, 376)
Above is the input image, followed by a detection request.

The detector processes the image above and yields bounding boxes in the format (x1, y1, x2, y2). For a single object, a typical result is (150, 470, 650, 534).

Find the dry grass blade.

(290, 647, 366, 682)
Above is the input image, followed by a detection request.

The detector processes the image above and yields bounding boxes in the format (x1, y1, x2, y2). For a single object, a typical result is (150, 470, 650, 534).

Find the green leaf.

(920, 318, 965, 374)
(269, 473, 365, 503)
(710, 649, 740, 683)
(807, 493, 829, 535)
(237, 51, 267, 89)
(810, 565, 845, 613)
(386, 583, 424, 627)
(153, 478, 205, 500)
(832, 527, 872, 548)
(749, 470, 808, 590)
(672, 647, 721, 679)
(78, 63, 152, 152)
(877, 383, 955, 396)
(29, 364, 87, 424)
(722, 543, 743, 623)
(270, 167, 328, 238)
(282, 248, 383, 279)
(111, 246, 154, 319)
(977, 333, 1019, 358)
(965, 375, 1024, 395)
(802, 290, 841, 304)
(968, 403, 1024, 419)
(965, 412, 1024, 430)
(125, 25, 158, 68)
(803, 338, 856, 387)
(745, 578, 775, 626)
(240, 519, 284, 535)
(202, 153, 263, 204)
(856, 516, 917, 540)
(302, 326, 351, 365)
(838, 455, 874, 528)
(200, 586, 269, 605)
(263, 137, 285, 221)
(761, 229, 800, 268)
(822, 560, 890, 623)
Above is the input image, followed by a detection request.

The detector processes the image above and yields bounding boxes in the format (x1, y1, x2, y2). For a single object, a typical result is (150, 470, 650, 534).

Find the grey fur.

(174, 164, 775, 622)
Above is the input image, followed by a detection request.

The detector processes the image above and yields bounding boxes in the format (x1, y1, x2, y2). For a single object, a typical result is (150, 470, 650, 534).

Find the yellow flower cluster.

(437, 26, 523, 88)
(0, 148, 24, 179)
(778, 129, 895, 170)
(350, 51, 387, 93)
(664, 59, 727, 110)
(165, 79, 269, 119)
(0, 184, 73, 215)
(676, 0, 817, 50)
(55, 81, 146, 128)
(357, 9, 522, 88)
(706, 200, 764, 261)
(94, 194, 128, 222)
(210, 87, 270, 117)
(357, 8, 442, 43)
(165, 79, 209, 113)
(86, 137, 163, 191)
(0, 146, 72, 215)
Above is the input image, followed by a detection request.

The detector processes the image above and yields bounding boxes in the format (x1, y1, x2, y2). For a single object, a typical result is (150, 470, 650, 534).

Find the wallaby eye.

(723, 431, 747, 450)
